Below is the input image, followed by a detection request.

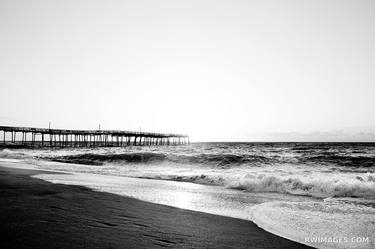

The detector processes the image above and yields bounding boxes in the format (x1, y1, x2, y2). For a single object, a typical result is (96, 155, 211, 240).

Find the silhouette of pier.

(0, 125, 189, 148)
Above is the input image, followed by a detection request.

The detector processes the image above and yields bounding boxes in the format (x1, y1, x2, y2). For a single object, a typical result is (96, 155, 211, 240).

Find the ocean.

(1, 142, 375, 249)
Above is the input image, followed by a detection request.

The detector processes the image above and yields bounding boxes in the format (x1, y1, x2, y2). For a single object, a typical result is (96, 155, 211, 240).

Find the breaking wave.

(145, 173, 375, 199)
(226, 174, 375, 199)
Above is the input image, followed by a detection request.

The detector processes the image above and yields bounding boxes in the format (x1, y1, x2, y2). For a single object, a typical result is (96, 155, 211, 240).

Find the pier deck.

(0, 125, 189, 148)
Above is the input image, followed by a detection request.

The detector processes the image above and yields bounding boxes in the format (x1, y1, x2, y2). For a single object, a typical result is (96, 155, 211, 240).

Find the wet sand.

(0, 165, 313, 249)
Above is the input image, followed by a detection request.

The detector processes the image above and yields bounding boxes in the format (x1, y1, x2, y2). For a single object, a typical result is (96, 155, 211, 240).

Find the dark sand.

(0, 165, 313, 249)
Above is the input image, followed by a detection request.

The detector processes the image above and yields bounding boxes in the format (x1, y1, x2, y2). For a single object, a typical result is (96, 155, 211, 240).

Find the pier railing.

(0, 125, 189, 148)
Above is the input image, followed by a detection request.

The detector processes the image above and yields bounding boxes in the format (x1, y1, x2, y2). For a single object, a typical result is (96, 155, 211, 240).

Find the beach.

(2, 0, 374, 247)
(1, 143, 374, 249)
(0, 163, 311, 249)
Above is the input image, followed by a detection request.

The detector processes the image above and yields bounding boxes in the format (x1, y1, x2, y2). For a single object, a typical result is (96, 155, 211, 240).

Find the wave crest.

(227, 174, 375, 198)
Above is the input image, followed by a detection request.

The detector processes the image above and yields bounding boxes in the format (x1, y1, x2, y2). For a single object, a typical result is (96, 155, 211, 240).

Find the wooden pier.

(0, 125, 189, 148)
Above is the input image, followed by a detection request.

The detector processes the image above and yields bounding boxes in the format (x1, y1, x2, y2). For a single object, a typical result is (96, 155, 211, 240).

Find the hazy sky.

(1, 0, 375, 141)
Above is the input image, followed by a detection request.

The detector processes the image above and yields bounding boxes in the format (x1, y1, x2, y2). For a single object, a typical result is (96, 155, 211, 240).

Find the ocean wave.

(2, 145, 375, 200)
(44, 151, 375, 168)
(169, 153, 271, 167)
(226, 174, 375, 198)
(161, 173, 375, 199)
(104, 170, 375, 199)
(9, 148, 374, 199)
(0, 149, 31, 159)
(46, 152, 167, 165)
(3, 143, 375, 169)
(303, 154, 375, 167)
(140, 174, 226, 185)
(44, 152, 273, 167)
(128, 171, 375, 199)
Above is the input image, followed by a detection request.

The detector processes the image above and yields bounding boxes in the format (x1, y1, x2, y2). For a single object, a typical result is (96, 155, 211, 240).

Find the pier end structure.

(0, 126, 189, 148)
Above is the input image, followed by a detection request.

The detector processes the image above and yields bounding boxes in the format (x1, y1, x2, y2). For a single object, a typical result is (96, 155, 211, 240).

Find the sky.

(0, 0, 375, 142)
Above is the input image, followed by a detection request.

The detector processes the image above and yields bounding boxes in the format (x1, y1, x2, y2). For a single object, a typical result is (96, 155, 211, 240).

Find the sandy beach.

(0, 163, 313, 249)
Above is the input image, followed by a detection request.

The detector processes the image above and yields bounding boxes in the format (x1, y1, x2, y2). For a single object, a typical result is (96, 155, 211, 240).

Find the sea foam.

(250, 199, 375, 249)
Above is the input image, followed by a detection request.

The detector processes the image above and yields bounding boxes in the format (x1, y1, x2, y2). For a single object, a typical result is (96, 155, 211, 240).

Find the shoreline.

(0, 164, 313, 249)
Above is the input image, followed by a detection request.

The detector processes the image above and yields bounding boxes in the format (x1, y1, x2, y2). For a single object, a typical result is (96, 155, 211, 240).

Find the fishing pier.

(0, 125, 189, 148)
